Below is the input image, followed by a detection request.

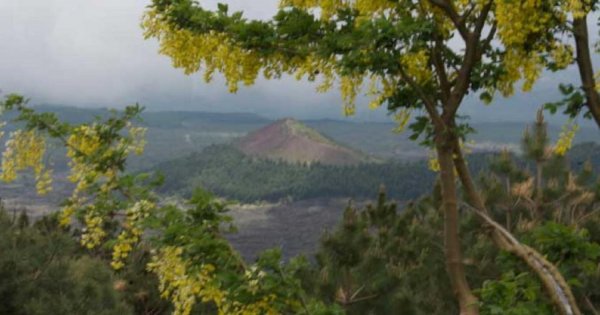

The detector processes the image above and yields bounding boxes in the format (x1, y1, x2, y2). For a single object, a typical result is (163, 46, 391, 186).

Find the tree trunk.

(450, 139, 582, 315)
(436, 139, 479, 315)
(506, 177, 512, 230)
(573, 16, 600, 127)
(535, 161, 543, 219)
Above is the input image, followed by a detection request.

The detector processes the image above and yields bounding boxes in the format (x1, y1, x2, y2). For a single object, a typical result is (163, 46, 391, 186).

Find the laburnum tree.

(568, 1, 600, 125)
(142, 1, 583, 314)
(506, 0, 600, 126)
(560, 0, 600, 125)
(0, 95, 341, 315)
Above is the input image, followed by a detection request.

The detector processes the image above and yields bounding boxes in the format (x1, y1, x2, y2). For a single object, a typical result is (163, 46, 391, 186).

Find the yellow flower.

(111, 200, 155, 270)
(554, 122, 579, 156)
(392, 109, 411, 133)
(80, 210, 106, 249)
(147, 247, 223, 315)
(0, 130, 53, 194)
(400, 50, 432, 84)
(428, 152, 441, 172)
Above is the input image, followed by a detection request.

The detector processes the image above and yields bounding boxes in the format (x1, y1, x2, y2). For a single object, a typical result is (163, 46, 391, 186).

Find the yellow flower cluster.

(0, 130, 52, 195)
(147, 8, 412, 120)
(111, 234, 135, 270)
(495, 0, 576, 94)
(551, 43, 574, 69)
(66, 125, 102, 192)
(227, 296, 279, 315)
(35, 169, 53, 196)
(59, 200, 81, 226)
(58, 125, 106, 227)
(340, 75, 364, 116)
(498, 49, 542, 95)
(145, 7, 348, 98)
(148, 247, 281, 315)
(60, 122, 146, 229)
(127, 123, 147, 156)
(400, 50, 432, 85)
(366, 75, 397, 110)
(554, 122, 579, 156)
(495, 0, 552, 48)
(111, 200, 155, 270)
(392, 109, 411, 133)
(244, 265, 267, 294)
(293, 55, 336, 92)
(354, 0, 395, 16)
(147, 246, 225, 315)
(80, 209, 107, 249)
(143, 12, 262, 93)
(564, 0, 590, 18)
(428, 152, 441, 172)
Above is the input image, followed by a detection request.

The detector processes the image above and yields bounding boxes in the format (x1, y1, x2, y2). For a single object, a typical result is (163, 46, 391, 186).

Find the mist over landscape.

(1, 0, 596, 125)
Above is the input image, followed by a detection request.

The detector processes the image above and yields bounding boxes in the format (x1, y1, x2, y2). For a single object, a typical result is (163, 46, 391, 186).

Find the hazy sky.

(0, 0, 592, 123)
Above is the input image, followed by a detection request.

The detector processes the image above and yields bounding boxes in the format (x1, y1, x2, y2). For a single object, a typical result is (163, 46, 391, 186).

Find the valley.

(2, 106, 600, 260)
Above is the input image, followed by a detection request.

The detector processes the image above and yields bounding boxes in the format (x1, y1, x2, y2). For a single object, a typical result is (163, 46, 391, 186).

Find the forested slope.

(155, 144, 435, 201)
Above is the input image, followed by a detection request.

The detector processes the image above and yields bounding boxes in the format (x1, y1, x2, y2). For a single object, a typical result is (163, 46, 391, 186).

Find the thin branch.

(428, 0, 468, 40)
(397, 66, 444, 128)
(460, 2, 477, 23)
(483, 23, 497, 49)
(433, 37, 451, 102)
(446, 0, 493, 118)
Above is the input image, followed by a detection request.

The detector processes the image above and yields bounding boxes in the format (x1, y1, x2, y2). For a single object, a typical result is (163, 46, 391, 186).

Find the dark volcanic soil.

(225, 198, 357, 261)
(1, 180, 363, 263)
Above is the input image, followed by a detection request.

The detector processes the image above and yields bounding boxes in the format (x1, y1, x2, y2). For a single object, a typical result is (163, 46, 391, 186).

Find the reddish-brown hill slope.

(235, 118, 372, 165)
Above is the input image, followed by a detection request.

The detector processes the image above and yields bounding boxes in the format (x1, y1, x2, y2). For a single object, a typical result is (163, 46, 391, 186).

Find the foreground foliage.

(0, 93, 598, 314)
(0, 95, 342, 315)
(0, 210, 132, 315)
(143, 1, 600, 312)
(307, 120, 600, 313)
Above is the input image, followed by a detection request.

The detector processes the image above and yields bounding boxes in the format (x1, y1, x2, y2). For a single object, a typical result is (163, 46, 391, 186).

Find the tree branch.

(397, 66, 444, 129)
(433, 37, 451, 103)
(445, 0, 493, 119)
(428, 0, 468, 40)
(573, 15, 600, 126)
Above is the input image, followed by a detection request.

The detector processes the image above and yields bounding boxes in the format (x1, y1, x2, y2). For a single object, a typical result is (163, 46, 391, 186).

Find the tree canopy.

(141, 2, 591, 314)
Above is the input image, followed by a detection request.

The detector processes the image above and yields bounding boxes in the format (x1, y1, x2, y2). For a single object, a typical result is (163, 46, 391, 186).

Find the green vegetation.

(142, 1, 600, 311)
(4, 0, 600, 313)
(0, 210, 133, 315)
(1, 93, 600, 315)
(7, 105, 597, 172)
(302, 115, 600, 314)
(154, 141, 600, 203)
(155, 144, 433, 202)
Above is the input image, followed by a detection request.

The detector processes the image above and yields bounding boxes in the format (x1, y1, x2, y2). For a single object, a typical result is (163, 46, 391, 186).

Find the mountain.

(11, 106, 600, 168)
(235, 118, 373, 165)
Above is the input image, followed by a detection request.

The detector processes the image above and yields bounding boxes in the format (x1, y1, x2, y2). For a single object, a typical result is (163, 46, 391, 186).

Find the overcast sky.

(0, 0, 593, 123)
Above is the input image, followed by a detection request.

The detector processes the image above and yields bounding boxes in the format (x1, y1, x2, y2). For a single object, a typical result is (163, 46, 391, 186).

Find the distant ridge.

(30, 105, 269, 126)
(235, 118, 372, 165)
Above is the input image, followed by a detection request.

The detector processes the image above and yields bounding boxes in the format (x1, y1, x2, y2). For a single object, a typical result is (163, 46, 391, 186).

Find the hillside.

(153, 141, 600, 202)
(9, 106, 599, 170)
(155, 144, 437, 202)
(235, 118, 373, 165)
